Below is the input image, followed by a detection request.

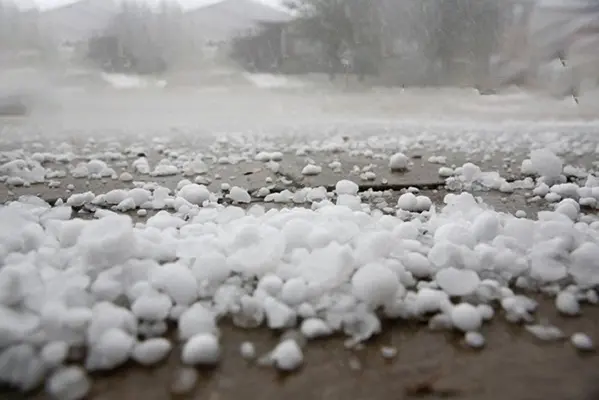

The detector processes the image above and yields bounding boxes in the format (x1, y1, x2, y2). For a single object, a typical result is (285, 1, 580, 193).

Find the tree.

(286, 0, 383, 80)
(87, 0, 193, 75)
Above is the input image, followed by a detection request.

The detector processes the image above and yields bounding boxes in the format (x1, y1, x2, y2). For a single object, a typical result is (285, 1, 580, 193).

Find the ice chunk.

(178, 303, 218, 340)
(227, 187, 251, 204)
(555, 291, 580, 316)
(571, 333, 594, 351)
(530, 149, 563, 181)
(300, 318, 333, 339)
(86, 328, 135, 371)
(132, 290, 173, 321)
(389, 152, 409, 171)
(450, 303, 483, 332)
(240, 342, 256, 360)
(178, 184, 210, 206)
(335, 180, 359, 196)
(269, 339, 303, 371)
(0, 344, 47, 391)
(351, 263, 400, 309)
(464, 331, 485, 348)
(132, 338, 172, 366)
(46, 366, 90, 400)
(181, 333, 220, 365)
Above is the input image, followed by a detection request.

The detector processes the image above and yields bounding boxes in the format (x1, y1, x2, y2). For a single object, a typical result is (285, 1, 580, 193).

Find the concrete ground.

(2, 79, 599, 399)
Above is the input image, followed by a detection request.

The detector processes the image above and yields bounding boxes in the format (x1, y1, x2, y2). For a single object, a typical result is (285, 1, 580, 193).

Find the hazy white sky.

(30, 0, 285, 11)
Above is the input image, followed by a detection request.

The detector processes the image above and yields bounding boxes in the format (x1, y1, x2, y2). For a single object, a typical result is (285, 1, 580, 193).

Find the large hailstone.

(435, 267, 481, 297)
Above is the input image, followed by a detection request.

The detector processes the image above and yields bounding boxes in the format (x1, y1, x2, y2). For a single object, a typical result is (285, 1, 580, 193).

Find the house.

(181, 0, 292, 45)
(36, 0, 119, 47)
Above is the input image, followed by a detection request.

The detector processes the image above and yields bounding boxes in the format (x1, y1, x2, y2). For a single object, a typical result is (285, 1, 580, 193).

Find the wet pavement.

(2, 84, 599, 400)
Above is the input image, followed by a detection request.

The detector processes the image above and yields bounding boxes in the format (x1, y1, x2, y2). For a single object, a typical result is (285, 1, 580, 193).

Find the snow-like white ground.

(1, 79, 599, 398)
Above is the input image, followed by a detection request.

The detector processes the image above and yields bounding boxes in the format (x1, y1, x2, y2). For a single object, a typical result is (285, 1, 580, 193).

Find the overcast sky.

(29, 0, 286, 11)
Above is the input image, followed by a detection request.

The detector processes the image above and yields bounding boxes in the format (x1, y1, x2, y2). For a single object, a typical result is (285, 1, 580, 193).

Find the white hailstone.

(220, 183, 230, 191)
(302, 164, 322, 176)
(46, 366, 91, 400)
(170, 368, 198, 395)
(464, 331, 485, 349)
(520, 159, 535, 175)
(240, 342, 256, 360)
(270, 339, 303, 371)
(85, 328, 135, 371)
(132, 338, 172, 366)
(300, 318, 333, 339)
(435, 267, 480, 297)
(397, 193, 418, 211)
(571, 333, 594, 351)
(530, 149, 563, 180)
(263, 297, 297, 329)
(280, 278, 308, 306)
(525, 324, 565, 341)
(335, 179, 359, 196)
(178, 303, 218, 340)
(351, 263, 400, 308)
(177, 184, 211, 205)
(476, 304, 495, 321)
(131, 291, 172, 321)
(380, 346, 398, 359)
(228, 186, 251, 204)
(415, 196, 432, 212)
(181, 334, 220, 366)
(450, 303, 483, 332)
(119, 172, 133, 182)
(40, 341, 69, 368)
(515, 210, 527, 218)
(257, 274, 284, 296)
(438, 167, 454, 177)
(555, 291, 580, 316)
(389, 152, 410, 171)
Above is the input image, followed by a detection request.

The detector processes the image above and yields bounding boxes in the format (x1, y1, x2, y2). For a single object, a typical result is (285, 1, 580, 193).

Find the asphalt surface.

(2, 81, 599, 400)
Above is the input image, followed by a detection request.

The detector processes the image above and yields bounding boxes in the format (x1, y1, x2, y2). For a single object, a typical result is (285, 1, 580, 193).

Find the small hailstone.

(228, 186, 251, 204)
(46, 366, 90, 400)
(451, 303, 483, 332)
(397, 192, 418, 211)
(555, 291, 580, 316)
(335, 179, 360, 196)
(41, 341, 69, 368)
(476, 304, 495, 321)
(571, 333, 594, 351)
(515, 210, 526, 218)
(170, 368, 198, 395)
(438, 167, 454, 177)
(436, 267, 480, 297)
(525, 324, 565, 341)
(119, 172, 133, 182)
(132, 338, 172, 366)
(270, 339, 303, 371)
(300, 318, 333, 339)
(181, 333, 220, 366)
(351, 263, 400, 309)
(137, 209, 148, 217)
(302, 164, 322, 176)
(221, 183, 230, 191)
(389, 152, 409, 171)
(86, 328, 135, 371)
(464, 331, 485, 349)
(415, 195, 432, 212)
(240, 342, 256, 360)
(380, 346, 398, 359)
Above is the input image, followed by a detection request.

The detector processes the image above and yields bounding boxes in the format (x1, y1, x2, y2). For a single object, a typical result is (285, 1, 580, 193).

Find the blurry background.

(0, 0, 533, 88)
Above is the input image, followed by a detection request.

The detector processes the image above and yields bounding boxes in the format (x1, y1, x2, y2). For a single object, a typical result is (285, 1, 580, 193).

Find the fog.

(1, 0, 598, 125)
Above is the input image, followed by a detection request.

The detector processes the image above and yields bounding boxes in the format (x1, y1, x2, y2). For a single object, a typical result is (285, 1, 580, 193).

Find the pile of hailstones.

(1, 176, 599, 400)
